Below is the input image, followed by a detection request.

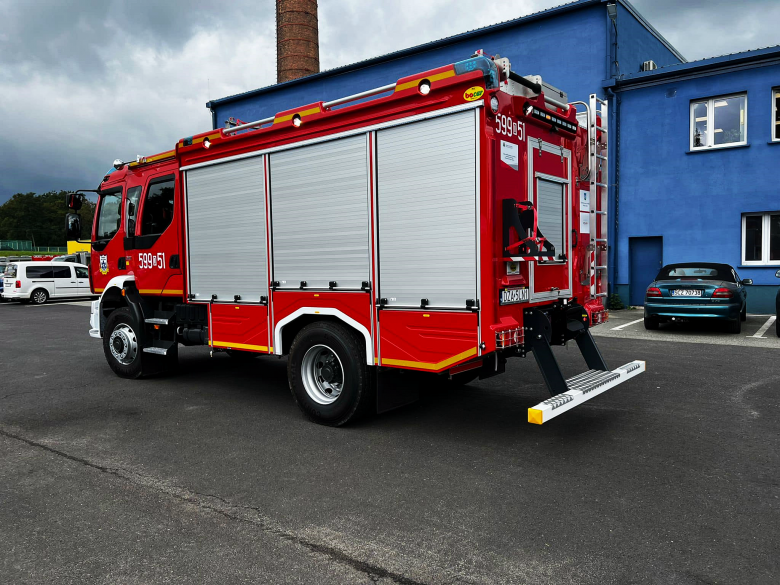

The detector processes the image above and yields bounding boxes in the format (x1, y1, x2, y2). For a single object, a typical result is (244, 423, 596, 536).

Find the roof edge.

(207, 0, 603, 108)
(606, 45, 780, 89)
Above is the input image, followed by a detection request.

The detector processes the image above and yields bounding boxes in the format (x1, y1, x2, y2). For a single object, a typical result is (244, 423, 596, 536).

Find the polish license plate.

(500, 287, 529, 305)
(672, 289, 702, 297)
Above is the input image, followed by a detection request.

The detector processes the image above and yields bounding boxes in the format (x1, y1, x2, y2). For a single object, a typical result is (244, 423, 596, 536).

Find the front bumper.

(89, 300, 101, 338)
(644, 300, 740, 320)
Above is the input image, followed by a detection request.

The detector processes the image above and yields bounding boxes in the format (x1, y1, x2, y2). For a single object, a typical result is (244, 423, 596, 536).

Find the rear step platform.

(528, 360, 645, 424)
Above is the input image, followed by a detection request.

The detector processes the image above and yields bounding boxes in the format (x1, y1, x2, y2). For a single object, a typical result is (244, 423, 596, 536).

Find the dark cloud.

(633, 0, 780, 61)
(0, 0, 776, 204)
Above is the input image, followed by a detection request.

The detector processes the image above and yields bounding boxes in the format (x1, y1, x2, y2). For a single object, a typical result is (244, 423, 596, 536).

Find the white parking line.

(610, 318, 644, 331)
(749, 316, 777, 339)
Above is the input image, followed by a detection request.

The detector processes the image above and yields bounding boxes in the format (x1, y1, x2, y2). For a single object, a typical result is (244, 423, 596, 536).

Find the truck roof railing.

(223, 82, 398, 135)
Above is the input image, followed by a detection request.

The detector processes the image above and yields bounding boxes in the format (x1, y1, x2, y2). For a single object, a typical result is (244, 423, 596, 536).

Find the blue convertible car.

(644, 263, 751, 333)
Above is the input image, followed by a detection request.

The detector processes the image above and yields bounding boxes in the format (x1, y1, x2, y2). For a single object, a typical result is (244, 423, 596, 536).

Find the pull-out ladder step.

(145, 317, 171, 325)
(528, 361, 645, 424)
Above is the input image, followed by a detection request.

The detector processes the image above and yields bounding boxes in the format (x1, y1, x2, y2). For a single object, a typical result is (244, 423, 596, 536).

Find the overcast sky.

(0, 0, 777, 204)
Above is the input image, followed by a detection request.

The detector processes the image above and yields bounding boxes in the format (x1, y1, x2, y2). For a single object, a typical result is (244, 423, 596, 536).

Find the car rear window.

(657, 266, 735, 282)
(4, 264, 17, 278)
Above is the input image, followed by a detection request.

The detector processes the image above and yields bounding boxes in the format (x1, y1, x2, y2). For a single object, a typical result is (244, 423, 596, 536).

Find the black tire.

(727, 317, 741, 334)
(741, 305, 747, 321)
(288, 321, 374, 426)
(776, 313, 780, 338)
(644, 317, 659, 330)
(30, 288, 48, 305)
(103, 307, 144, 379)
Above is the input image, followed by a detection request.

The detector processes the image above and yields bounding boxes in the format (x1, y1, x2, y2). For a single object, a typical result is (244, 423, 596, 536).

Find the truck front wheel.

(103, 307, 144, 379)
(288, 321, 374, 426)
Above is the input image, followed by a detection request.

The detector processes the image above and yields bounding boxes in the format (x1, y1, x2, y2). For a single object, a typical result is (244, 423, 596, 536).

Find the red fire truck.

(66, 51, 644, 426)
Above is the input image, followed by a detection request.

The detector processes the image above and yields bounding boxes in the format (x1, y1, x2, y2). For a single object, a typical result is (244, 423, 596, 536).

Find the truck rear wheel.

(103, 307, 144, 379)
(288, 321, 373, 426)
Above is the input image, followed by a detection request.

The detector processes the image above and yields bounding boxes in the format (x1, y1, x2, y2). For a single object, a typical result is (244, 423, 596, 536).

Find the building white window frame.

(742, 212, 780, 266)
(772, 87, 780, 143)
(690, 93, 748, 150)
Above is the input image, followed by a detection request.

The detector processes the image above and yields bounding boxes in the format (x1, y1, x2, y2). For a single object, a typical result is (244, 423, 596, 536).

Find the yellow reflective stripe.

(94, 288, 104, 293)
(274, 106, 322, 124)
(129, 150, 175, 167)
(212, 341, 269, 351)
(137, 289, 182, 295)
(381, 347, 477, 370)
(394, 69, 455, 92)
(528, 409, 543, 425)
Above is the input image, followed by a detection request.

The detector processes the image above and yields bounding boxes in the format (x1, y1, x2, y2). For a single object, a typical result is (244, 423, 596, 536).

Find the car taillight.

(16, 280, 21, 288)
(646, 287, 662, 297)
(712, 288, 733, 298)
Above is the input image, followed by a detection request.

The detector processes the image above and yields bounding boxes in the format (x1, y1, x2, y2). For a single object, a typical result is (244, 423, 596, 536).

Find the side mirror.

(742, 279, 753, 286)
(65, 193, 82, 211)
(66, 213, 82, 241)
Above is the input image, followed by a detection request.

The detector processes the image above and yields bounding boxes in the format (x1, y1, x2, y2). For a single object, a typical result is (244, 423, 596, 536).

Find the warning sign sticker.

(500, 140, 519, 171)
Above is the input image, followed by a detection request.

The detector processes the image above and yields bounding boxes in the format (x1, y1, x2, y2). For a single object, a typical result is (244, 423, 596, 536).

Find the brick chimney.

(276, 0, 320, 83)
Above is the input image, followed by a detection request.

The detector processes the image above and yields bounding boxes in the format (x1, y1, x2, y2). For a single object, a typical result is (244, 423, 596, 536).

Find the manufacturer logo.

(99, 255, 109, 275)
(463, 86, 485, 101)
(499, 287, 529, 305)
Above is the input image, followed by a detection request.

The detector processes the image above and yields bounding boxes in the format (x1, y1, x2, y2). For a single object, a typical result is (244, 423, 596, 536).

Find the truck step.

(145, 318, 171, 325)
(142, 340, 176, 356)
(143, 347, 169, 355)
(145, 310, 175, 326)
(528, 360, 645, 424)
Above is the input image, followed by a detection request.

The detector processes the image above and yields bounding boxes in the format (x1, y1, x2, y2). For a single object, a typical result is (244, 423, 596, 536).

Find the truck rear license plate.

(500, 287, 529, 305)
(672, 289, 702, 297)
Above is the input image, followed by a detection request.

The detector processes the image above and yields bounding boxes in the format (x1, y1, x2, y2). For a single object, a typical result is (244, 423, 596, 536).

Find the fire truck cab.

(66, 52, 644, 426)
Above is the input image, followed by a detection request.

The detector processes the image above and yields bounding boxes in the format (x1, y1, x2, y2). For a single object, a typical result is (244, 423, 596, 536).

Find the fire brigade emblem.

(99, 255, 109, 275)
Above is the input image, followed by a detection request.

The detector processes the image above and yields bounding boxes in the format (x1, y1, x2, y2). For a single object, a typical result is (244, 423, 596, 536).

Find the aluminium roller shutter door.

(269, 135, 370, 289)
(185, 156, 268, 303)
(376, 110, 478, 309)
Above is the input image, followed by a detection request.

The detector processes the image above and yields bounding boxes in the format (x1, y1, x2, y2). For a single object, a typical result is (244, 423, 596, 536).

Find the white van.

(1, 262, 93, 304)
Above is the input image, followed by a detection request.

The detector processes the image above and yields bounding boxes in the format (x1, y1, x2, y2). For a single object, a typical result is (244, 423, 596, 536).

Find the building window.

(742, 213, 780, 265)
(773, 88, 780, 142)
(690, 94, 747, 149)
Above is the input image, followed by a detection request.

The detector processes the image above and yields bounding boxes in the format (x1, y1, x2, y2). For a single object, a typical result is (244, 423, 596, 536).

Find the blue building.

(608, 47, 780, 312)
(207, 0, 779, 312)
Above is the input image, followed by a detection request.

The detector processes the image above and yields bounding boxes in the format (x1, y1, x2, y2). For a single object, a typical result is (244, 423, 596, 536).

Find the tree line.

(0, 191, 96, 248)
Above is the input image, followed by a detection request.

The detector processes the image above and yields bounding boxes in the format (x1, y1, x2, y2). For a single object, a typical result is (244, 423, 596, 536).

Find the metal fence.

(0, 241, 66, 253)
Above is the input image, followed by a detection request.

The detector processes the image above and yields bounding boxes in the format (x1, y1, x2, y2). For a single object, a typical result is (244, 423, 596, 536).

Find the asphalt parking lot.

(1, 301, 779, 584)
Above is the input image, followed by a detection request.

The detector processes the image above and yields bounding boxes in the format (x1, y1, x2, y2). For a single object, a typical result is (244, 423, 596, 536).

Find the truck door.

(91, 186, 124, 293)
(131, 173, 181, 295)
(528, 139, 572, 302)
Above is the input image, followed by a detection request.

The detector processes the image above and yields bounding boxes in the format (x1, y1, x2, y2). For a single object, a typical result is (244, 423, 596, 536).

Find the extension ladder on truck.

(590, 94, 609, 303)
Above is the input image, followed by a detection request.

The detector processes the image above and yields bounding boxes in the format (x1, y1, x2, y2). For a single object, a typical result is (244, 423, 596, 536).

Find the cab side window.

(126, 186, 142, 235)
(140, 178, 175, 236)
(75, 267, 89, 279)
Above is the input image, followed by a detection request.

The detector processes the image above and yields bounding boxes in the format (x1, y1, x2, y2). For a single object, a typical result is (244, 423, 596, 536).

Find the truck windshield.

(96, 190, 122, 240)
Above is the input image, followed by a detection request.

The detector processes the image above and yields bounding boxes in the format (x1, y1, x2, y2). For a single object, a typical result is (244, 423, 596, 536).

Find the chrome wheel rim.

(32, 290, 46, 304)
(301, 344, 344, 405)
(109, 323, 138, 366)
